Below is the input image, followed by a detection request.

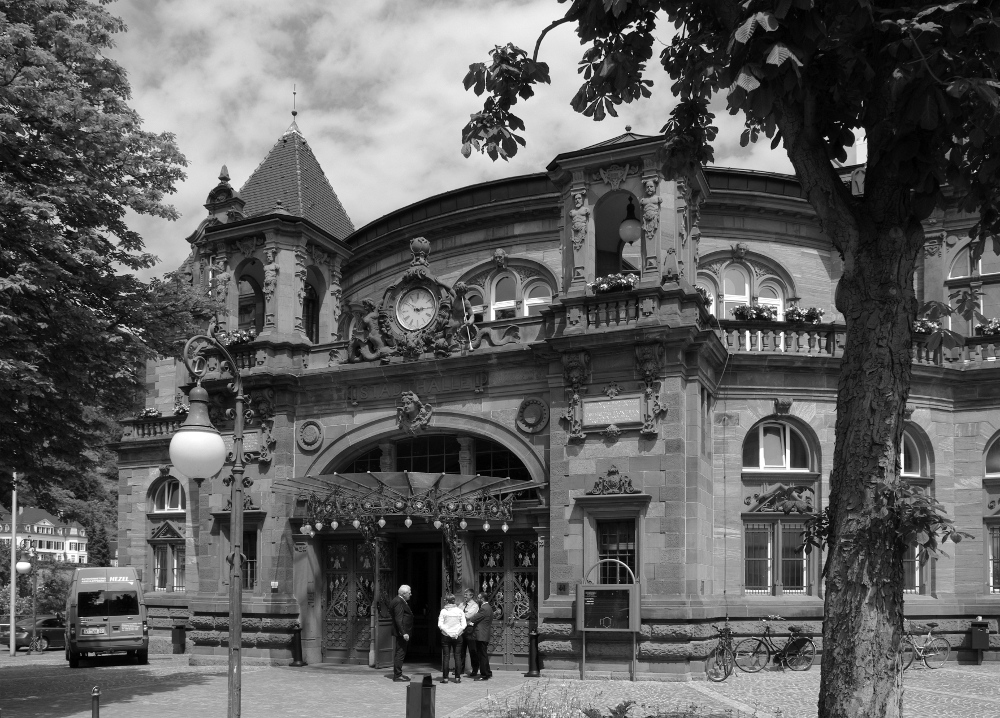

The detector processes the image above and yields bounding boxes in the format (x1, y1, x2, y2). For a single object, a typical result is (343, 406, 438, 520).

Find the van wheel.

(137, 649, 148, 665)
(69, 650, 80, 668)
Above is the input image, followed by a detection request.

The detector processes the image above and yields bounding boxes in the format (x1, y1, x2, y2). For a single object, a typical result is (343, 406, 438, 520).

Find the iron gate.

(475, 536, 538, 667)
(322, 538, 394, 664)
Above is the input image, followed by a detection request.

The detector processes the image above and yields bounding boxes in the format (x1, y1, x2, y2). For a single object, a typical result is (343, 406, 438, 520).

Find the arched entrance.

(289, 431, 544, 669)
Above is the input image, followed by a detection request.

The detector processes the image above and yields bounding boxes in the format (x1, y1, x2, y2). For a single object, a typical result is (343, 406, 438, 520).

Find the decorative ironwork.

(586, 465, 639, 495)
(301, 479, 515, 530)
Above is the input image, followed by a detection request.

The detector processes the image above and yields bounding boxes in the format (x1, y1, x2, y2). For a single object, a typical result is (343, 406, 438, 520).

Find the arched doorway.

(309, 433, 540, 669)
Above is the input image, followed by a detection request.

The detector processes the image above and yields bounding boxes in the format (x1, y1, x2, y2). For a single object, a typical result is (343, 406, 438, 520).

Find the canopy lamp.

(618, 197, 642, 244)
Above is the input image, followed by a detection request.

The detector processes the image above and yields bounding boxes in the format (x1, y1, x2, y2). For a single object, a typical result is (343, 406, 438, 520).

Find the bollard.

(525, 630, 540, 677)
(405, 674, 436, 718)
(289, 625, 306, 667)
(91, 686, 100, 718)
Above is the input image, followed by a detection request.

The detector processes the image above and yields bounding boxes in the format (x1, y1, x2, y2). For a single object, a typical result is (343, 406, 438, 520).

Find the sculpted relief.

(346, 237, 519, 365)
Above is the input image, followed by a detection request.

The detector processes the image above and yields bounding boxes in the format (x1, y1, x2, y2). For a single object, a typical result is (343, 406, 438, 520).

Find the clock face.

(396, 287, 436, 331)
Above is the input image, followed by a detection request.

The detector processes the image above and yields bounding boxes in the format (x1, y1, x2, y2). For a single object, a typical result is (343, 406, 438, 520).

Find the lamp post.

(8, 473, 17, 658)
(168, 320, 250, 718)
(14, 546, 35, 650)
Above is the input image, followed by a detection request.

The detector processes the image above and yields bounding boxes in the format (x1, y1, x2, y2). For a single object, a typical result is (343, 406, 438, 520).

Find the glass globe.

(15, 560, 31, 575)
(404, 517, 412, 528)
(169, 427, 226, 479)
(483, 522, 490, 532)
(331, 520, 339, 530)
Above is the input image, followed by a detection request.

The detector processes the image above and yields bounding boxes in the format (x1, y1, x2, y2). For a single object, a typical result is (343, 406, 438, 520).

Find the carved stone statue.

(569, 192, 591, 252)
(211, 257, 233, 304)
(263, 249, 279, 302)
(639, 179, 662, 244)
(449, 282, 477, 349)
(348, 298, 392, 363)
(397, 390, 433, 434)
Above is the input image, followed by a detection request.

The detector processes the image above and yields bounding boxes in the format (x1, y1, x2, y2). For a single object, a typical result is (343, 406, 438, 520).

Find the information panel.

(576, 584, 639, 632)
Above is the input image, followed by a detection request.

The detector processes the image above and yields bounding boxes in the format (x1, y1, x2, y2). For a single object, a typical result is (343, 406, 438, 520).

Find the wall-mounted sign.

(583, 397, 642, 428)
(223, 430, 259, 461)
(576, 583, 640, 632)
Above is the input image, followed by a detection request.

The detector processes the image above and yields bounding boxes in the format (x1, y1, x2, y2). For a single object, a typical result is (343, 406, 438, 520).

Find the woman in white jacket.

(437, 593, 467, 683)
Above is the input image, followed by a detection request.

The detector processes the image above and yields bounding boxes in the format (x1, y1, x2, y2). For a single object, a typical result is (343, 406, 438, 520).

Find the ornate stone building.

(114, 119, 1000, 674)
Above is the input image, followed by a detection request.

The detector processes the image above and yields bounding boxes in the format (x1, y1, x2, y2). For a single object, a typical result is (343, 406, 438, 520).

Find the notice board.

(576, 584, 639, 632)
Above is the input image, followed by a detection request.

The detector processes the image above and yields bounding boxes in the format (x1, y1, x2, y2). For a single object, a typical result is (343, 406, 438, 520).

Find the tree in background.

(462, 2, 998, 716)
(0, 0, 214, 512)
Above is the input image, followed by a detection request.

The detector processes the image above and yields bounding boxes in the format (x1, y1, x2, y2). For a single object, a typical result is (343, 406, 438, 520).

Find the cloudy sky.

(109, 0, 794, 279)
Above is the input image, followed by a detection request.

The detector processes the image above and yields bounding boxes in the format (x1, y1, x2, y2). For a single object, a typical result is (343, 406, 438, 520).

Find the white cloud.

(108, 0, 792, 278)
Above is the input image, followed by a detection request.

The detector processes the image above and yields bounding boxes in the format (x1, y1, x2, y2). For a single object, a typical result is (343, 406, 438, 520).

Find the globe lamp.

(15, 559, 31, 575)
(618, 197, 642, 244)
(168, 385, 226, 479)
(404, 516, 413, 528)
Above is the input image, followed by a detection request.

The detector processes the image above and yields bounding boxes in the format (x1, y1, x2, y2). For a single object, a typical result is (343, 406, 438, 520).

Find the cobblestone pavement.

(2, 649, 999, 718)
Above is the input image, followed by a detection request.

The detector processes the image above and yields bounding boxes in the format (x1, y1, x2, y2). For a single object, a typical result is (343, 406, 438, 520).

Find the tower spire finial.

(292, 84, 297, 118)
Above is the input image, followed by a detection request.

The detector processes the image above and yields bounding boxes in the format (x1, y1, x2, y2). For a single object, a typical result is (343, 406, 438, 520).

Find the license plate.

(83, 627, 106, 635)
(119, 623, 140, 632)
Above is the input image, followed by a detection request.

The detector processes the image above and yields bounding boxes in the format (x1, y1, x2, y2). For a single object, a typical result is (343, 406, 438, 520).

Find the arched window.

(153, 479, 185, 512)
(723, 266, 751, 318)
(491, 274, 518, 321)
(758, 283, 784, 319)
(302, 284, 320, 343)
(949, 246, 973, 279)
(696, 278, 717, 316)
(742, 422, 811, 471)
(238, 277, 264, 333)
(466, 288, 486, 324)
(984, 437, 1000, 594)
(524, 282, 552, 317)
(480, 269, 553, 321)
(899, 427, 932, 594)
(948, 241, 1000, 334)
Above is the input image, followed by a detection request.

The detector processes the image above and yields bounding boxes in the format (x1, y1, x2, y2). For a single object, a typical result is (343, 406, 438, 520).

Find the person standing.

(458, 588, 480, 677)
(468, 592, 494, 681)
(437, 593, 467, 683)
(389, 584, 413, 682)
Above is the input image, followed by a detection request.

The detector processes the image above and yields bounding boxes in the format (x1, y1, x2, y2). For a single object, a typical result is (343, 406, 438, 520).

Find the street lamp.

(168, 320, 251, 718)
(14, 545, 35, 652)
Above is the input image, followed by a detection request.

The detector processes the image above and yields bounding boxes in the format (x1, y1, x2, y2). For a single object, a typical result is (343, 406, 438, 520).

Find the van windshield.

(78, 591, 140, 617)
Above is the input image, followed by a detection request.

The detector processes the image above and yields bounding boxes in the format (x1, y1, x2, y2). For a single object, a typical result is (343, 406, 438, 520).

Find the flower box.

(137, 407, 162, 419)
(589, 273, 638, 294)
(784, 306, 825, 324)
(975, 318, 1000, 337)
(731, 303, 779, 321)
(221, 328, 258, 346)
(913, 319, 941, 335)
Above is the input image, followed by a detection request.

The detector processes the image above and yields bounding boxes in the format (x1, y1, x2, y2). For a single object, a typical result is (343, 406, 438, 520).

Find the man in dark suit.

(389, 584, 413, 681)
(468, 592, 494, 680)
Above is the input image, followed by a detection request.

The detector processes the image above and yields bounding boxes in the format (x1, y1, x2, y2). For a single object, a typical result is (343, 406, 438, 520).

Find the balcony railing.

(717, 320, 845, 357)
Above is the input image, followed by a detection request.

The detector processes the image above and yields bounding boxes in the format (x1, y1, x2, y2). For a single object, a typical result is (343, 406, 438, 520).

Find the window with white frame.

(947, 241, 1000, 334)
(757, 283, 784, 318)
(989, 526, 1000, 594)
(491, 274, 518, 320)
(153, 543, 185, 592)
(476, 269, 554, 321)
(742, 422, 811, 471)
(153, 479, 185, 513)
(900, 427, 932, 594)
(696, 278, 717, 316)
(723, 266, 751, 318)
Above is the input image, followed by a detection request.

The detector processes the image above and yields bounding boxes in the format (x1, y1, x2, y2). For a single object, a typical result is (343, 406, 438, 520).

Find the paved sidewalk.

(2, 650, 999, 718)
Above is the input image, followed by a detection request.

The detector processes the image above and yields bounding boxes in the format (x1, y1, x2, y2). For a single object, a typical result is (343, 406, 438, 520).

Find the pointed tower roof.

(239, 120, 355, 239)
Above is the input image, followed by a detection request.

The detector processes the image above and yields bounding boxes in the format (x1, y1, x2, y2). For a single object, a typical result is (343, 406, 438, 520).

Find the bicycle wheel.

(785, 638, 816, 671)
(734, 638, 769, 673)
(922, 637, 950, 669)
(901, 638, 915, 671)
(706, 646, 734, 682)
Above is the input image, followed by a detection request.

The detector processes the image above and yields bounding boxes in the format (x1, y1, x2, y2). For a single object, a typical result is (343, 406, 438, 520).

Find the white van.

(65, 567, 148, 667)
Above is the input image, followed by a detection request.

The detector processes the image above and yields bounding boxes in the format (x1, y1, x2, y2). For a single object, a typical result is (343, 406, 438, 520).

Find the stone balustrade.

(716, 320, 845, 357)
(121, 415, 183, 441)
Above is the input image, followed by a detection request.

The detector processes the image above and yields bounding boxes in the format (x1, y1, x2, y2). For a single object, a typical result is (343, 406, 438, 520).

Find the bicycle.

(706, 623, 736, 682)
(733, 615, 816, 672)
(901, 620, 950, 670)
(25, 633, 48, 654)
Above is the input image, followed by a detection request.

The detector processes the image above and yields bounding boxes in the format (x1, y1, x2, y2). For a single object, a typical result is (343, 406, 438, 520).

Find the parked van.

(65, 567, 148, 667)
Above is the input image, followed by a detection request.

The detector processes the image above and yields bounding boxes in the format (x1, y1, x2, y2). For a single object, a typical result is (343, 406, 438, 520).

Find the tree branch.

(532, 17, 572, 62)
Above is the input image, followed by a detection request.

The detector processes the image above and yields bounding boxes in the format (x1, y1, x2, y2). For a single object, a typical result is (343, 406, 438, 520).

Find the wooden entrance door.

(322, 538, 395, 665)
(396, 543, 443, 662)
(475, 536, 538, 668)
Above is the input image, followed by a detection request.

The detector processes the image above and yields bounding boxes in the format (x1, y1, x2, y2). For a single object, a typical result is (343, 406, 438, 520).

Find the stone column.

(640, 159, 664, 287)
(294, 249, 308, 335)
(567, 170, 592, 296)
(329, 255, 344, 340)
(457, 437, 474, 475)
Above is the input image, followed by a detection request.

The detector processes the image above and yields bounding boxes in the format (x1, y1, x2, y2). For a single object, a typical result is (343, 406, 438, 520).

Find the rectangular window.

(174, 548, 186, 592)
(744, 520, 810, 595)
(597, 520, 636, 584)
(990, 526, 1000, 594)
(903, 544, 922, 594)
(242, 531, 257, 590)
(154, 545, 168, 591)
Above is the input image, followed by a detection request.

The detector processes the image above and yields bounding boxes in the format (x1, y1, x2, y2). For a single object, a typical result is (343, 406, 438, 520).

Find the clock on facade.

(395, 286, 436, 331)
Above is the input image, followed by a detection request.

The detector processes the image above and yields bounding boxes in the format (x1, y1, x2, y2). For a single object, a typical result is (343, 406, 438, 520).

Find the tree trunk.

(818, 224, 920, 718)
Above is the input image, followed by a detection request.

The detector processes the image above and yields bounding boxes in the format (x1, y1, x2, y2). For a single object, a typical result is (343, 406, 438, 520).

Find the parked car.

(0, 614, 67, 651)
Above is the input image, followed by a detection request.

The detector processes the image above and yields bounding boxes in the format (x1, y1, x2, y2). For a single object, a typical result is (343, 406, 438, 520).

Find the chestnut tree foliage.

(0, 1, 211, 519)
(463, 2, 999, 717)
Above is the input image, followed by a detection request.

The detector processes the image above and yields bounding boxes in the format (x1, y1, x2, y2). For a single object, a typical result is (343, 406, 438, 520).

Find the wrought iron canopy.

(276, 471, 546, 527)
